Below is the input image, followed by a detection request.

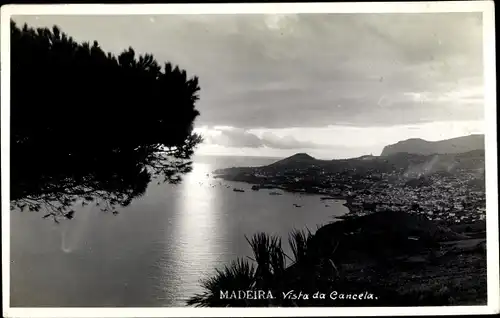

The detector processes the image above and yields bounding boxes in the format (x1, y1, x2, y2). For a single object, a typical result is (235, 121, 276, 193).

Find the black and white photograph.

(1, 2, 498, 317)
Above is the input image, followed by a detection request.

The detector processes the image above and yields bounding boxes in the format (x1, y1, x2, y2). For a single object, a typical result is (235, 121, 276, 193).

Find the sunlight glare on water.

(159, 163, 224, 305)
(11, 157, 348, 307)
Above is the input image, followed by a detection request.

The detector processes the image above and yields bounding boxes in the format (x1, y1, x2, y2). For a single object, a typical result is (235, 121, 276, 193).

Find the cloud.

(194, 120, 485, 158)
(12, 13, 484, 129)
(205, 128, 263, 148)
(199, 127, 326, 150)
(260, 132, 323, 149)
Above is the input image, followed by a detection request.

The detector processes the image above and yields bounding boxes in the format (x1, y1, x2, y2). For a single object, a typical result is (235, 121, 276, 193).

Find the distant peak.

(381, 134, 485, 156)
(290, 153, 315, 160)
(398, 138, 425, 143)
(269, 152, 317, 167)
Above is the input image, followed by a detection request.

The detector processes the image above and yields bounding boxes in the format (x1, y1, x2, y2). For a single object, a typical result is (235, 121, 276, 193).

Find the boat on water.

(233, 188, 245, 192)
(293, 203, 302, 208)
(269, 191, 283, 196)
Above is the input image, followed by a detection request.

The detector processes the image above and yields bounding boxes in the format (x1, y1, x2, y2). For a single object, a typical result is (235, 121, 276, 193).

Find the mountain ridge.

(212, 134, 486, 177)
(380, 134, 484, 156)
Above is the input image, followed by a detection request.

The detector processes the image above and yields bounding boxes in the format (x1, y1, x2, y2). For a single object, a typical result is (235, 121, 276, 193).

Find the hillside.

(313, 211, 469, 260)
(268, 153, 317, 167)
(380, 134, 484, 156)
(294, 211, 485, 306)
(213, 149, 485, 183)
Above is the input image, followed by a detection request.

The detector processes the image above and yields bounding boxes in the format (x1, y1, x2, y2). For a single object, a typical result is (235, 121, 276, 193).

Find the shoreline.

(213, 173, 351, 197)
(214, 174, 362, 218)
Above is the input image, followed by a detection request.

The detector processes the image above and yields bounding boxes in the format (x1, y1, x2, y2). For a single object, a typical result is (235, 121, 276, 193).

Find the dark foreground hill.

(307, 211, 486, 306)
(312, 211, 469, 262)
(380, 134, 485, 156)
(188, 209, 486, 307)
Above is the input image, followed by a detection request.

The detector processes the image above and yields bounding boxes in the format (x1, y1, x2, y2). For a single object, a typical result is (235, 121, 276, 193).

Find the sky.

(12, 13, 485, 159)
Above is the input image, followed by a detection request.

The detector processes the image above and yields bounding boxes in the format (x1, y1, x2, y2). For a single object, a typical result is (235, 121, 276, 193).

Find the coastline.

(213, 173, 362, 220)
(213, 173, 352, 198)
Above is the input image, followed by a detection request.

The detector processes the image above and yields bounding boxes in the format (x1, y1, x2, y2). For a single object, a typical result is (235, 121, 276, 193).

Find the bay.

(10, 155, 348, 307)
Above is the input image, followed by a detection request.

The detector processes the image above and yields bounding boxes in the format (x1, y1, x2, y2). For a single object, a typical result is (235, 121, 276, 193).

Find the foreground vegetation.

(188, 211, 487, 307)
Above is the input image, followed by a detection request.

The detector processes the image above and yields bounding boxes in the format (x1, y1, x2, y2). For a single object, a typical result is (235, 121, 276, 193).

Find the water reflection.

(60, 204, 93, 254)
(160, 163, 224, 306)
(11, 158, 349, 307)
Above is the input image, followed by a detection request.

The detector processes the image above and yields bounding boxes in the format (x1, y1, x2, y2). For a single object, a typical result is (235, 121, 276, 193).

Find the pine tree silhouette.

(10, 20, 202, 221)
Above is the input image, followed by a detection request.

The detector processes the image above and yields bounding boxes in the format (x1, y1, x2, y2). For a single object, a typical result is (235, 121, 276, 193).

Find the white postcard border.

(1, 2, 498, 317)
